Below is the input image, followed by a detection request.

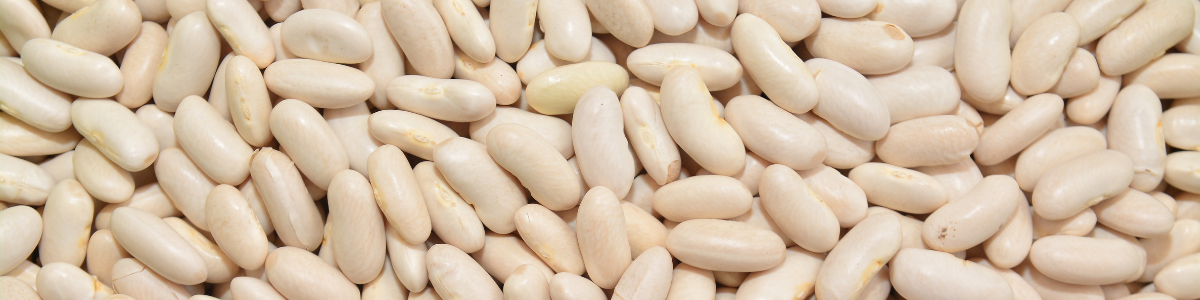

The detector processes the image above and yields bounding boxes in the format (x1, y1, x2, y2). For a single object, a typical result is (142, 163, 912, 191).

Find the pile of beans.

(2, 0, 1200, 298)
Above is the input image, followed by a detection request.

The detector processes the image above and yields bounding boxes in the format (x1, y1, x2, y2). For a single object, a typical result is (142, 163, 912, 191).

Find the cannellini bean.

(382, 0, 454, 78)
(1164, 105, 1200, 151)
(797, 114, 875, 169)
(982, 197, 1034, 269)
(806, 18, 914, 75)
(387, 75, 496, 122)
(1092, 189, 1175, 238)
(626, 43, 742, 90)
(759, 165, 839, 253)
(572, 86, 636, 199)
(1095, 0, 1194, 76)
(610, 246, 671, 300)
(1033, 150, 1135, 220)
(890, 249, 1013, 300)
(0, 206, 41, 275)
(153, 12, 220, 112)
(1064, 0, 1143, 46)
(576, 187, 633, 288)
(86, 230, 130, 287)
(866, 0, 956, 38)
(955, 0, 1011, 103)
(911, 23, 956, 70)
(725, 95, 826, 170)
(281, 9, 371, 64)
(1, 275, 39, 300)
(550, 272, 607, 300)
(974, 93, 1064, 166)
(1125, 53, 1200, 99)
(174, 96, 253, 185)
(1034, 208, 1097, 238)
(489, 124, 581, 210)
(525, 61, 628, 115)
(20, 38, 122, 98)
(269, 99, 349, 190)
(434, 0, 494, 63)
(162, 217, 240, 283)
(110, 207, 208, 285)
(815, 213, 902, 300)
(110, 258, 190, 300)
(114, 23, 167, 109)
(266, 247, 361, 300)
(504, 264, 550, 300)
(205, 185, 269, 271)
(0, 112, 79, 157)
(454, 50, 521, 106)
(38, 180, 92, 266)
(620, 87, 680, 185)
(72, 140, 134, 203)
(1049, 48, 1101, 98)
(1066, 73, 1120, 125)
(849, 162, 949, 214)
(249, 148, 325, 251)
(737, 247, 823, 299)
(206, 0, 273, 68)
(731, 14, 818, 114)
(1010, 13, 1081, 96)
(36, 262, 113, 300)
(366, 145, 431, 244)
(621, 201, 669, 259)
(471, 232, 555, 283)
(659, 66, 745, 175)
(355, 3, 401, 110)
(868, 65, 961, 124)
(0, 0, 51, 55)
(807, 58, 891, 141)
(663, 263, 714, 300)
(514, 204, 586, 275)
(51, 0, 141, 57)
(797, 165, 868, 228)
(1154, 252, 1200, 299)
(666, 219, 785, 272)
(327, 170, 386, 284)
(1030, 235, 1143, 285)
(384, 226, 428, 292)
(653, 175, 751, 222)
(489, 0, 538, 63)
(427, 244, 503, 300)
(923, 175, 1022, 252)
(71, 99, 160, 172)
(224, 56, 274, 147)
(916, 158, 984, 200)
(1139, 219, 1200, 282)
(412, 161, 485, 253)
(433, 138, 526, 234)
(1107, 84, 1166, 191)
(585, 0, 653, 47)
(0, 59, 73, 133)
(264, 59, 374, 109)
(1165, 151, 1200, 194)
(369, 110, 458, 161)
(730, 197, 795, 247)
(649, 20, 733, 53)
(1014, 126, 1107, 191)
(470, 107, 572, 159)
(875, 115, 979, 168)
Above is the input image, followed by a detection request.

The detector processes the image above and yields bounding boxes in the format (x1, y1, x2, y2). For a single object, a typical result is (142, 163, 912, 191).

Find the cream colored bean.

(454, 51, 520, 106)
(550, 272, 606, 300)
(153, 149, 215, 230)
(849, 162, 948, 214)
(110, 207, 208, 285)
(619, 87, 680, 185)
(0, 60, 73, 133)
(3, 260, 39, 291)
(1138, 219, 1200, 281)
(249, 148, 324, 251)
(113, 22, 167, 108)
(1008, 0, 1073, 45)
(266, 247, 360, 300)
(167, 0, 205, 19)
(797, 114, 875, 169)
(866, 0, 956, 38)
(326, 170, 386, 284)
(1179, 0, 1200, 55)
(433, 0, 494, 63)
(433, 138, 525, 233)
(572, 87, 636, 199)
(298, 0, 356, 17)
(807, 58, 891, 140)
(231, 277, 285, 300)
(1164, 106, 1200, 150)
(515, 40, 617, 86)
(1125, 53, 1200, 99)
(974, 93, 1064, 165)
(1030, 235, 1143, 285)
(38, 151, 75, 184)
(427, 244, 502, 300)
(982, 197, 1033, 269)
(1165, 151, 1200, 194)
(264, 0, 299, 22)
(659, 66, 744, 175)
(366, 145, 431, 244)
(471, 232, 555, 283)
(806, 19, 914, 75)
(325, 104, 382, 177)
(525, 61, 628, 115)
(1033, 150, 1135, 220)
(135, 105, 179, 151)
(488, 124, 580, 210)
(110, 258, 191, 300)
(1049, 48, 1101, 98)
(815, 213, 902, 300)
(356, 2, 401, 110)
(923, 175, 1022, 252)
(20, 38, 121, 98)
(385, 226, 428, 291)
(760, 165, 839, 253)
(269, 99, 349, 189)
(264, 59, 374, 109)
(663, 263, 713, 300)
(163, 217, 240, 283)
(38, 180, 91, 266)
(583, 0, 652, 47)
(412, 161, 484, 253)
(653, 175, 751, 221)
(0, 275, 39, 300)
(911, 23, 956, 70)
(621, 201, 669, 259)
(381, 0, 453, 78)
(537, 0, 590, 62)
(386, 75, 495, 122)
(1066, 73, 1120, 125)
(206, 0, 273, 68)
(649, 20, 733, 54)
(641, 0, 695, 36)
(690, 0, 733, 27)
(0, 112, 79, 157)
(730, 197, 795, 247)
(268, 23, 298, 62)
(281, 9, 371, 64)
(1154, 252, 1200, 299)
(1011, 13, 1081, 95)
(890, 249, 1013, 300)
(916, 158, 984, 200)
(816, 0, 875, 18)
(174, 96, 253, 185)
(626, 43, 741, 90)
(1015, 126, 1106, 191)
(86, 230, 129, 287)
(972, 259, 1045, 300)
(0, 206, 41, 275)
(1065, 0, 1144, 46)
(514, 204, 585, 275)
(205, 185, 268, 271)
(1096, 0, 1193, 76)
(73, 140, 134, 203)
(368, 110, 457, 161)
(470, 109, 570, 159)
(51, 0, 140, 57)
(737, 0, 817, 43)
(1033, 208, 1097, 238)
(1108, 84, 1166, 191)
(876, 115, 979, 167)
(666, 219, 785, 272)
(609, 246, 671, 300)
(575, 187, 633, 288)
(95, 183, 183, 230)
(867, 65, 961, 124)
(0, 0, 50, 55)
(153, 12, 220, 112)
(736, 247, 822, 299)
(36, 262, 113, 300)
(489, 0, 537, 62)
(796, 166, 867, 228)
(1092, 189, 1175, 238)
(731, 14, 818, 114)
(223, 56, 273, 147)
(504, 264, 550, 300)
(72, 99, 160, 173)
(724, 95, 826, 170)
(955, 0, 1011, 103)
(0, 154, 55, 205)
